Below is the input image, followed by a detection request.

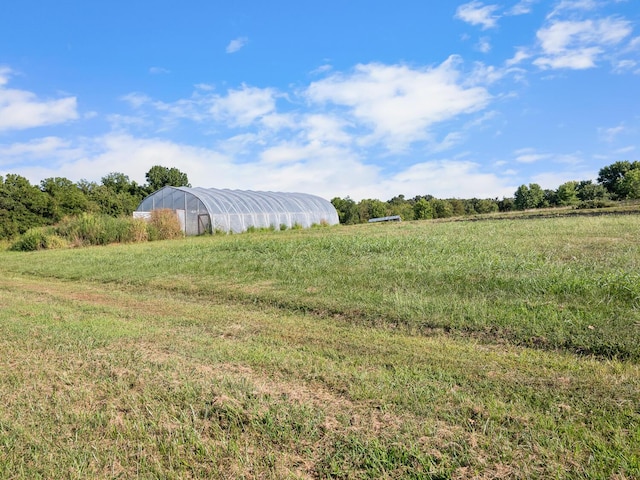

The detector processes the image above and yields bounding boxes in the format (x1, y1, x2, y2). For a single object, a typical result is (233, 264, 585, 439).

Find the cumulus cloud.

(0, 136, 72, 160)
(306, 57, 491, 150)
(455, 1, 500, 29)
(1, 129, 518, 202)
(531, 167, 597, 189)
(534, 16, 632, 69)
(0, 67, 78, 131)
(226, 37, 248, 54)
(0, 56, 529, 201)
(210, 85, 277, 127)
(380, 160, 516, 199)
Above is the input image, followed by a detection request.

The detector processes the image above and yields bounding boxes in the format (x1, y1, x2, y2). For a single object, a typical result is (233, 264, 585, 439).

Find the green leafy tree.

(448, 199, 466, 217)
(597, 161, 640, 199)
(387, 195, 414, 220)
(555, 181, 579, 206)
(145, 166, 191, 192)
(498, 197, 515, 212)
(77, 174, 145, 217)
(619, 169, 640, 199)
(89, 185, 141, 217)
(101, 172, 146, 197)
(413, 198, 433, 220)
(331, 197, 359, 224)
(0, 174, 53, 238)
(357, 199, 388, 222)
(40, 177, 89, 221)
(473, 198, 499, 214)
(576, 180, 608, 201)
(429, 199, 453, 218)
(514, 183, 545, 210)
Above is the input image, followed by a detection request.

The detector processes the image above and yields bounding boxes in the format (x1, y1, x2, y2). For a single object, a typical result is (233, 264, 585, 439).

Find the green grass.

(2, 215, 639, 359)
(0, 215, 639, 478)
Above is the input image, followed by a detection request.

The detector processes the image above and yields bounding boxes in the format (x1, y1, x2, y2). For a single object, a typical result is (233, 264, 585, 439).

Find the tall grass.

(54, 213, 149, 246)
(8, 211, 185, 250)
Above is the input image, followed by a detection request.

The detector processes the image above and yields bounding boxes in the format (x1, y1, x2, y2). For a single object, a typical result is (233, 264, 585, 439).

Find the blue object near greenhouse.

(135, 186, 339, 235)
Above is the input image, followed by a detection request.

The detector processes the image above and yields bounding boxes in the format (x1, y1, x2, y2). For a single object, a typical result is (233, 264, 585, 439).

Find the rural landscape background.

(2, 0, 640, 477)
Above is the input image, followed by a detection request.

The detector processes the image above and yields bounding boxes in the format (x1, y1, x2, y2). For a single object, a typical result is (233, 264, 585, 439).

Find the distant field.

(1, 216, 639, 478)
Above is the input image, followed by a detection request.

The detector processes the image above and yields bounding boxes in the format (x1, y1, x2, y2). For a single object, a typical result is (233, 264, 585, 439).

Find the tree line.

(331, 160, 640, 224)
(0, 166, 189, 240)
(1, 160, 638, 239)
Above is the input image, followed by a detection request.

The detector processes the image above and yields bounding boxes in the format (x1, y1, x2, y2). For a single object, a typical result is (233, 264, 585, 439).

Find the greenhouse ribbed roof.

(180, 187, 335, 217)
(136, 186, 339, 234)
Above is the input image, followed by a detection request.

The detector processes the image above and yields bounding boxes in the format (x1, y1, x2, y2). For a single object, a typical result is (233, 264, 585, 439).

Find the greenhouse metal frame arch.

(135, 186, 339, 235)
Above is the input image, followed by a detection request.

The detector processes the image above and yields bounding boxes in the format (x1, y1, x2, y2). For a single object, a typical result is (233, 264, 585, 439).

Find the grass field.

(0, 215, 639, 478)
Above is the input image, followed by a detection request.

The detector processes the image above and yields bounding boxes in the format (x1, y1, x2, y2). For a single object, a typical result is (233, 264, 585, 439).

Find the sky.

(1, 0, 639, 201)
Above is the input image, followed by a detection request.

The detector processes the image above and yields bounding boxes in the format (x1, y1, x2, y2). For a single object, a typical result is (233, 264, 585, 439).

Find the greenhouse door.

(198, 214, 211, 235)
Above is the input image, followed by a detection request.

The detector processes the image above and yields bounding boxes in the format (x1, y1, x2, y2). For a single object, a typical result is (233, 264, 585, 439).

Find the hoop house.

(135, 186, 339, 235)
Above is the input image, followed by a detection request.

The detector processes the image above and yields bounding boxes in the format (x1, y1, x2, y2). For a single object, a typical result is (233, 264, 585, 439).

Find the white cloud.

(300, 114, 352, 146)
(477, 37, 492, 53)
(0, 68, 78, 131)
(598, 123, 626, 142)
(531, 167, 597, 189)
(506, 47, 532, 66)
(508, 0, 538, 15)
(0, 136, 71, 160)
(226, 37, 248, 54)
(514, 148, 553, 163)
(1, 131, 519, 202)
(534, 17, 632, 69)
(455, 1, 500, 30)
(311, 64, 333, 75)
(614, 145, 635, 154)
(306, 57, 491, 150)
(210, 85, 277, 127)
(381, 160, 516, 199)
(547, 0, 600, 18)
(149, 66, 171, 75)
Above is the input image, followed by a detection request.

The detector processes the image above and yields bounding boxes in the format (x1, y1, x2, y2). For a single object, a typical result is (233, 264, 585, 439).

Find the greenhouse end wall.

(135, 186, 339, 235)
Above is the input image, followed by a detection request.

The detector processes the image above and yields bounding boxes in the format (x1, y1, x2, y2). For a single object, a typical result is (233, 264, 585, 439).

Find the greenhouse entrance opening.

(198, 214, 211, 235)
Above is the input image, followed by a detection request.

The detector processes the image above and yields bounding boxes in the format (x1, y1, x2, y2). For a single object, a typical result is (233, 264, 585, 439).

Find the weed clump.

(147, 209, 184, 241)
(9, 227, 68, 251)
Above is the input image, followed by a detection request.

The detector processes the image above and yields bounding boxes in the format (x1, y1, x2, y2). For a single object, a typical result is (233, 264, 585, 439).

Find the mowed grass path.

(0, 215, 639, 478)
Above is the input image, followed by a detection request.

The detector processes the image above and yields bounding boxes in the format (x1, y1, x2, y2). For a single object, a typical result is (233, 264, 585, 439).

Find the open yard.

(0, 215, 638, 478)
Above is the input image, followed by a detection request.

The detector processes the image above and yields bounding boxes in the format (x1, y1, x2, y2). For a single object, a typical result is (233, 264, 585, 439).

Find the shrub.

(576, 199, 615, 210)
(9, 227, 68, 251)
(147, 209, 183, 241)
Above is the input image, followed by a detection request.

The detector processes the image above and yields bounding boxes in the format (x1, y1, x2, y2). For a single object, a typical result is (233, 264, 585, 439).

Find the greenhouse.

(135, 186, 339, 235)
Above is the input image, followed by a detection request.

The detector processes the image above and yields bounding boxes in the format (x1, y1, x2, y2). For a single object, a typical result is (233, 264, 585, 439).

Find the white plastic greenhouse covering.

(135, 186, 339, 235)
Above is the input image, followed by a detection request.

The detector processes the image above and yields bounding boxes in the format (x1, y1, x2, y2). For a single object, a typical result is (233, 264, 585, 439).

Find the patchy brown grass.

(0, 265, 638, 478)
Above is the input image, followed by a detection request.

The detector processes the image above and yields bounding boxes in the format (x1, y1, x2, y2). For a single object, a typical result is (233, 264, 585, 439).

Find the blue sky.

(1, 0, 638, 200)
